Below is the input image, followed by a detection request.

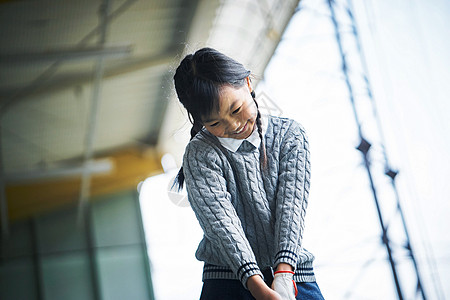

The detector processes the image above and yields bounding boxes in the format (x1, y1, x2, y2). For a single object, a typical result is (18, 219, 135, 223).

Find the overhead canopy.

(0, 0, 300, 222)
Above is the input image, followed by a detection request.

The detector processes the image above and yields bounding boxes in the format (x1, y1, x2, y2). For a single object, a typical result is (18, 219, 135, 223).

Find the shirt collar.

(216, 116, 268, 153)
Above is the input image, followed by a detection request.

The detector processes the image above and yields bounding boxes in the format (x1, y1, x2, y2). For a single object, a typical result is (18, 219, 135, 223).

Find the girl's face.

(202, 77, 257, 140)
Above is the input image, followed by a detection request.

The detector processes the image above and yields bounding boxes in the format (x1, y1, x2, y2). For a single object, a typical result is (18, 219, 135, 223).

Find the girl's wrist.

(275, 262, 294, 272)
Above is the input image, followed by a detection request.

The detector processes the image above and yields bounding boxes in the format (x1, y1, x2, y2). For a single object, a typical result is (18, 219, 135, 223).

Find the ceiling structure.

(0, 0, 300, 229)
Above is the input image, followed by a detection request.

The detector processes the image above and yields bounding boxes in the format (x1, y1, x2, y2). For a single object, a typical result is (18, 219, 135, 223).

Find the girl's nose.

(229, 119, 241, 132)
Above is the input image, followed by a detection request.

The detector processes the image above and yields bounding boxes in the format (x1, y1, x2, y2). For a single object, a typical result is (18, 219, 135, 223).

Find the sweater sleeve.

(183, 141, 263, 288)
(273, 120, 311, 269)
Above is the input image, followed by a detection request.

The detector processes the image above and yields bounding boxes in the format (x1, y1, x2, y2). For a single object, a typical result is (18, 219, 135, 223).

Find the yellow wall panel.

(5, 148, 163, 222)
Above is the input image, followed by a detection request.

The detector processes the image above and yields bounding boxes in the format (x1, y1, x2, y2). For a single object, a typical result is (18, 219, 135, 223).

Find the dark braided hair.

(251, 90, 267, 168)
(173, 47, 266, 190)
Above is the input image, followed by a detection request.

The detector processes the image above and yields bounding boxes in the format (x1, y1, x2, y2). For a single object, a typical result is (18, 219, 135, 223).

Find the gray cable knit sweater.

(183, 116, 315, 289)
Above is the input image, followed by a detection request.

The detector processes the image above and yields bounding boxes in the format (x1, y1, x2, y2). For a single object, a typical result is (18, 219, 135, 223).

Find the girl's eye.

(232, 107, 241, 114)
(210, 122, 219, 127)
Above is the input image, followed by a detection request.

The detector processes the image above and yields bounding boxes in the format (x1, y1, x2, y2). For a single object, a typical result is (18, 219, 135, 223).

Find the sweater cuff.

(274, 247, 298, 269)
(237, 261, 263, 289)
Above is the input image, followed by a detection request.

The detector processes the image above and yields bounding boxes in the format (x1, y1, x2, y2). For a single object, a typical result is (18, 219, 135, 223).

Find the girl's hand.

(247, 275, 282, 300)
(271, 271, 297, 300)
(262, 289, 283, 300)
(272, 264, 297, 299)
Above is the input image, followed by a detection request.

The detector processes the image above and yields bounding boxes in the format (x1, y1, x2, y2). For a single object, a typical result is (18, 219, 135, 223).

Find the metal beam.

(0, 51, 176, 102)
(78, 1, 112, 299)
(4, 159, 113, 184)
(346, 0, 428, 298)
(78, 0, 110, 219)
(30, 217, 45, 300)
(0, 45, 132, 65)
(0, 125, 8, 239)
(133, 189, 156, 300)
(327, 0, 404, 299)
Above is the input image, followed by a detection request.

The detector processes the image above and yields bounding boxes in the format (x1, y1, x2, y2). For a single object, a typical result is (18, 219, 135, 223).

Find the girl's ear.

(246, 76, 253, 93)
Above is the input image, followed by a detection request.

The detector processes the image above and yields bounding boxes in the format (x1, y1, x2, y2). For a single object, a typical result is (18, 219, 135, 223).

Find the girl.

(173, 47, 324, 300)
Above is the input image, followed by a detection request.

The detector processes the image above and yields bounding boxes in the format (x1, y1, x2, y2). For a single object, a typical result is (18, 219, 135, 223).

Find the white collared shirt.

(216, 115, 268, 153)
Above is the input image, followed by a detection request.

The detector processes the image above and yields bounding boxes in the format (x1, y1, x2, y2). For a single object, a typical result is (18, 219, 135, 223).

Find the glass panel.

(41, 252, 94, 300)
(97, 246, 150, 300)
(3, 220, 33, 258)
(92, 191, 141, 247)
(0, 258, 36, 300)
(36, 206, 87, 254)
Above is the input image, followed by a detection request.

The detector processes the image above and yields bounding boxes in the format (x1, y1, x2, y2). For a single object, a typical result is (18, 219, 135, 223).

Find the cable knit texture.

(183, 116, 315, 289)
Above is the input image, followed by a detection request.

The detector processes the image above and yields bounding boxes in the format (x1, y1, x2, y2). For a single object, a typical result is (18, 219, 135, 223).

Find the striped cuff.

(203, 264, 235, 280)
(237, 261, 263, 288)
(274, 248, 298, 268)
(203, 262, 263, 289)
(293, 261, 316, 282)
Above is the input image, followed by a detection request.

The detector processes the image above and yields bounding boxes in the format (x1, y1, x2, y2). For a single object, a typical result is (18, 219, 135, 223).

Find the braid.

(190, 119, 203, 141)
(173, 118, 203, 191)
(252, 91, 267, 169)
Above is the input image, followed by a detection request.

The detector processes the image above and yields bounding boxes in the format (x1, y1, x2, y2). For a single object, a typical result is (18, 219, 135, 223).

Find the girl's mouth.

(234, 122, 247, 135)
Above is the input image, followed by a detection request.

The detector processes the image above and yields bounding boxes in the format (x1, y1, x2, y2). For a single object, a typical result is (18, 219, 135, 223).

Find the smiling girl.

(172, 48, 324, 300)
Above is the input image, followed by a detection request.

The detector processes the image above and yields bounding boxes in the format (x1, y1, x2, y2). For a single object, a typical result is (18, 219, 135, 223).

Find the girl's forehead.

(219, 85, 245, 105)
(217, 88, 238, 111)
(203, 101, 222, 121)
